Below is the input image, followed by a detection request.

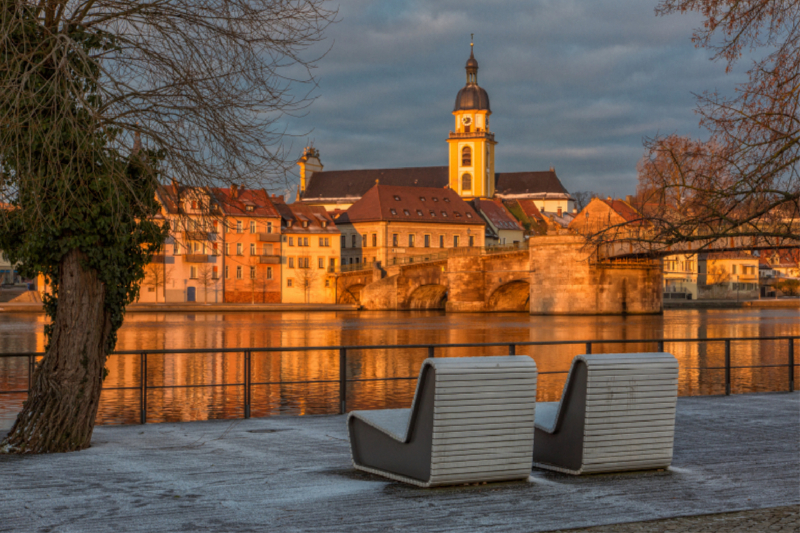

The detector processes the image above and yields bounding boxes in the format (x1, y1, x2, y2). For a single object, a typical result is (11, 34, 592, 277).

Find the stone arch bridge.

(336, 235, 664, 315)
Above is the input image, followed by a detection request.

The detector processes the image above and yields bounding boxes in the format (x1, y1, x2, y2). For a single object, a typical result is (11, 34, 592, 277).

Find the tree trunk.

(1, 249, 112, 453)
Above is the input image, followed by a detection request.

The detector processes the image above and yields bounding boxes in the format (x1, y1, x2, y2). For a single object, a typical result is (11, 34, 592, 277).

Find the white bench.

(533, 352, 679, 475)
(348, 356, 538, 487)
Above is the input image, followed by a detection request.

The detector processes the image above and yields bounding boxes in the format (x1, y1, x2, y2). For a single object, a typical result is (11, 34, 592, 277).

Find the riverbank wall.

(663, 298, 799, 310)
(0, 302, 359, 313)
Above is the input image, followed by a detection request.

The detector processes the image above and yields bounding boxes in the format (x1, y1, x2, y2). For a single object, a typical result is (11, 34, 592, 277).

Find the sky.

(281, 0, 747, 198)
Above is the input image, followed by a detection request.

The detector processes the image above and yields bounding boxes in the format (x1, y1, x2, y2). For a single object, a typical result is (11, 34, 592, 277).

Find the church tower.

(447, 42, 496, 199)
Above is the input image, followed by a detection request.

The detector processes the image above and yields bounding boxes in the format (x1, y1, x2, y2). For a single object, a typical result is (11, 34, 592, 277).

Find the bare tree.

(195, 264, 215, 304)
(295, 262, 318, 303)
(583, 0, 799, 253)
(0, 0, 333, 453)
(572, 191, 598, 212)
(142, 263, 174, 303)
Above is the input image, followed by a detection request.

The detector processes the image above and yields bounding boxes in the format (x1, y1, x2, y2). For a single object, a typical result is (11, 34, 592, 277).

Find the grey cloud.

(281, 0, 743, 197)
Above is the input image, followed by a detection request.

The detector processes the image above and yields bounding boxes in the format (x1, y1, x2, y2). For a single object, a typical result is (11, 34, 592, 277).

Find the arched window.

(461, 146, 471, 167)
(461, 173, 472, 191)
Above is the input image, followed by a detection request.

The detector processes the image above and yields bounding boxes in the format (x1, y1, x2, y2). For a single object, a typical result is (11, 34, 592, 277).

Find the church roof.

(302, 167, 449, 202)
(494, 171, 572, 199)
(301, 167, 572, 204)
(336, 184, 484, 226)
(472, 199, 523, 231)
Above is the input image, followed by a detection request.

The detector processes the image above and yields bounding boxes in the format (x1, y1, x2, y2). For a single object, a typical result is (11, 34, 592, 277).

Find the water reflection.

(1, 309, 798, 429)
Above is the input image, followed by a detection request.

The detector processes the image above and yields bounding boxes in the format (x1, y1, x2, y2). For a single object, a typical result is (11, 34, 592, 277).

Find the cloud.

(280, 0, 743, 196)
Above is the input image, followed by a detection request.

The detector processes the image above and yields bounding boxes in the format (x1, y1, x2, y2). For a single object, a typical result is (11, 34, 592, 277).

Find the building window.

(267, 267, 272, 280)
(371, 234, 377, 247)
(403, 209, 410, 216)
(225, 265, 229, 279)
(356, 257, 360, 264)
(732, 265, 737, 275)
(441, 211, 448, 217)
(430, 210, 436, 217)
(267, 222, 273, 233)
(190, 266, 197, 279)
(330, 258, 336, 269)
(454, 235, 460, 247)
(319, 237, 324, 246)
(287, 279, 293, 287)
(325, 237, 330, 246)
(461, 146, 471, 166)
(250, 221, 256, 233)
(289, 257, 294, 268)
(408, 234, 415, 248)
(236, 266, 242, 279)
(236, 221, 243, 233)
(325, 279, 330, 288)
(303, 237, 309, 247)
(250, 266, 256, 279)
(318, 257, 324, 269)
(424, 235, 430, 248)
(173, 243, 179, 255)
(212, 266, 218, 279)
(212, 243, 218, 256)
(416, 210, 423, 216)
(390, 209, 397, 215)
(392, 234, 398, 247)
(236, 243, 243, 255)
(393, 195, 401, 201)
(352, 234, 357, 247)
(289, 237, 294, 246)
(250, 243, 256, 255)
(439, 235, 444, 248)
(360, 234, 365, 247)
(469, 236, 474, 247)
(341, 235, 346, 248)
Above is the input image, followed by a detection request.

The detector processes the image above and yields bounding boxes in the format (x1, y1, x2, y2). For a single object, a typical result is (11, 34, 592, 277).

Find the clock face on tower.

(461, 116, 472, 126)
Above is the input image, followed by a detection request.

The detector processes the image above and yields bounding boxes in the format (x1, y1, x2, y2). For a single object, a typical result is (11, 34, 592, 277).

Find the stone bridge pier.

(338, 235, 663, 315)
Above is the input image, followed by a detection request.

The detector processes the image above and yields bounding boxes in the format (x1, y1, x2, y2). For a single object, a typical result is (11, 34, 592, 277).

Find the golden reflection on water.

(1, 309, 798, 428)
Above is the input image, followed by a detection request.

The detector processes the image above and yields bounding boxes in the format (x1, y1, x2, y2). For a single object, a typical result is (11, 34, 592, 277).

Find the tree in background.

(142, 263, 174, 303)
(295, 264, 318, 303)
(195, 264, 216, 304)
(572, 191, 599, 212)
(0, 0, 333, 453)
(587, 0, 799, 250)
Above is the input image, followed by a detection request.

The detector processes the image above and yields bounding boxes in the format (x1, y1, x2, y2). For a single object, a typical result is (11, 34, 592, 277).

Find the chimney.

(557, 206, 562, 217)
(549, 166, 555, 172)
(625, 195, 633, 204)
(231, 184, 238, 198)
(607, 196, 612, 202)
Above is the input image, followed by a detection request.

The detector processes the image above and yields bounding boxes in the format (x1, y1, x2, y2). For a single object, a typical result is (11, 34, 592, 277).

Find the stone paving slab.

(0, 393, 798, 532)
(545, 505, 799, 532)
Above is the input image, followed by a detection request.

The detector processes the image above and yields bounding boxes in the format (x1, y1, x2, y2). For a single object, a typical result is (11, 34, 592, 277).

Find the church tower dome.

(447, 39, 496, 200)
(454, 45, 491, 112)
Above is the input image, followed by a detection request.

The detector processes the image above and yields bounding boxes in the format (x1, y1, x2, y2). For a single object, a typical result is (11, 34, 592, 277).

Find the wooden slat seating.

(533, 352, 679, 475)
(348, 356, 538, 487)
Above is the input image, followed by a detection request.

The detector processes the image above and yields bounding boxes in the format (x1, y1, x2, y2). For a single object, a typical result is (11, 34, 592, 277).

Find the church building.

(296, 44, 575, 216)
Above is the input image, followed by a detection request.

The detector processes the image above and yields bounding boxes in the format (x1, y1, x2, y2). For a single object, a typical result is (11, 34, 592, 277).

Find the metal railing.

(0, 335, 796, 424)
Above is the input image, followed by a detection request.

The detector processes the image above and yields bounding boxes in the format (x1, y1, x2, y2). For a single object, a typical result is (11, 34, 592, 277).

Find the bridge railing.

(1, 335, 795, 424)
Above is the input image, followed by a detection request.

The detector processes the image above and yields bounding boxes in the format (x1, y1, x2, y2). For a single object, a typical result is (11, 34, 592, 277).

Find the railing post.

(428, 346, 435, 359)
(140, 352, 147, 424)
(28, 354, 34, 394)
(724, 339, 731, 396)
(789, 338, 795, 393)
(339, 348, 347, 414)
(585, 342, 592, 355)
(244, 350, 251, 419)
(508, 344, 516, 356)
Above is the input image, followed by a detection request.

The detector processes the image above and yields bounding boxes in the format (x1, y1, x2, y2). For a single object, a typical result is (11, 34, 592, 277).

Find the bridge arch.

(487, 280, 530, 312)
(406, 284, 448, 310)
(338, 284, 365, 305)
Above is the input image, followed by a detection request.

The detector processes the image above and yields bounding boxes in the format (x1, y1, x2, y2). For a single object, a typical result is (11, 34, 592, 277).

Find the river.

(1, 308, 798, 429)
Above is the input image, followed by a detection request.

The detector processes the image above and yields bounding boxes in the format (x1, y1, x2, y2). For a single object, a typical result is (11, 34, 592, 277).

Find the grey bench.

(533, 352, 679, 475)
(348, 356, 538, 487)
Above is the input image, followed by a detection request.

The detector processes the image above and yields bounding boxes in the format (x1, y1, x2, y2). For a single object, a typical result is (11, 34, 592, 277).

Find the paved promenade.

(1, 393, 798, 532)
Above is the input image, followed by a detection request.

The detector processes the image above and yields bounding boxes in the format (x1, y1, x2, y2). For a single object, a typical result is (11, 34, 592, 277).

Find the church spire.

(466, 36, 478, 85)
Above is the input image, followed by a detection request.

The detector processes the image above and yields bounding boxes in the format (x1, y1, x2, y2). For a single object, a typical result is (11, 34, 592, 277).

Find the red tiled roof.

(210, 187, 280, 218)
(472, 199, 523, 231)
(600, 199, 642, 223)
(707, 251, 757, 260)
(340, 184, 484, 226)
(271, 197, 339, 233)
(514, 199, 545, 222)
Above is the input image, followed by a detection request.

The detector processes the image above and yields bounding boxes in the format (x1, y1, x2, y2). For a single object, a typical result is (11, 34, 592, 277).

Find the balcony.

(448, 131, 495, 141)
(148, 254, 176, 264)
(183, 254, 209, 263)
(258, 255, 280, 264)
(183, 231, 216, 242)
(258, 233, 281, 243)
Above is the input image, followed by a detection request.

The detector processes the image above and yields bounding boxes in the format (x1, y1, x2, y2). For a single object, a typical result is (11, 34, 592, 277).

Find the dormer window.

(287, 220, 293, 227)
(302, 220, 308, 228)
(416, 210, 423, 216)
(441, 211, 448, 217)
(420, 197, 426, 202)
(466, 213, 473, 218)
(394, 195, 401, 201)
(430, 211, 436, 217)
(246, 205, 254, 212)
(403, 209, 410, 216)
(432, 197, 439, 202)
(443, 198, 450, 203)
(454, 212, 462, 217)
(192, 201, 198, 209)
(321, 220, 327, 228)
(390, 208, 397, 215)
